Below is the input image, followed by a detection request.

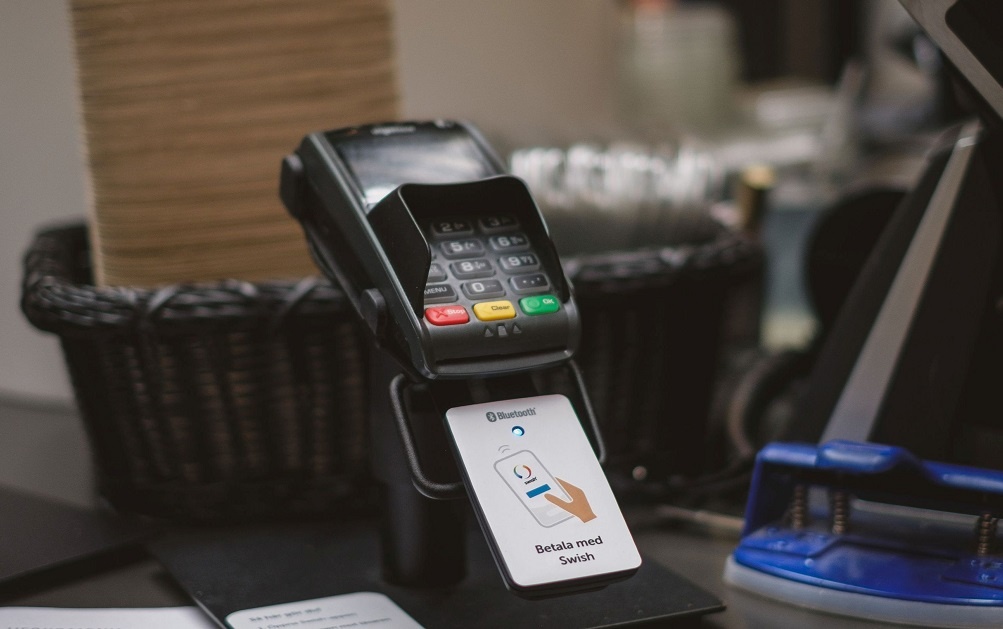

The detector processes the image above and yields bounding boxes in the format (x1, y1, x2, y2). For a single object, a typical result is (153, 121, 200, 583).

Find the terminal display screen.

(331, 124, 497, 207)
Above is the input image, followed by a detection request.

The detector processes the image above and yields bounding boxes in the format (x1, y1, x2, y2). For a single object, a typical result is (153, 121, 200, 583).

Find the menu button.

(423, 284, 457, 303)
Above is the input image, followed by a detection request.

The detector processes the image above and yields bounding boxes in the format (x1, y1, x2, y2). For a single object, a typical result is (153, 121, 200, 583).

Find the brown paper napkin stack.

(71, 0, 399, 286)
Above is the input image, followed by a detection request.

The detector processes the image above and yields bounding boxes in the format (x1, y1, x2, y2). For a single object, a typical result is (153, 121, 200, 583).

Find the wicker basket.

(22, 223, 762, 519)
(551, 234, 763, 485)
(22, 224, 372, 522)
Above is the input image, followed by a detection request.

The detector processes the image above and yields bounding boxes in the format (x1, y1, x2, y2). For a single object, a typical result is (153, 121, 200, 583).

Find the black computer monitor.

(901, 0, 1003, 126)
(787, 0, 1003, 470)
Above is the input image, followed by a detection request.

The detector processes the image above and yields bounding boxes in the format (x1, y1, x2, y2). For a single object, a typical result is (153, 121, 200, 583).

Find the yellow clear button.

(473, 300, 516, 321)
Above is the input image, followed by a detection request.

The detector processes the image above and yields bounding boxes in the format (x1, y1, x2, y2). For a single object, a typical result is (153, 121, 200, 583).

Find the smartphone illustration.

(494, 450, 573, 528)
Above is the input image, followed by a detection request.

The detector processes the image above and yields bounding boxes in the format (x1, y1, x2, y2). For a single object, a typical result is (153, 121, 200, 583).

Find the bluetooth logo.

(486, 412, 497, 422)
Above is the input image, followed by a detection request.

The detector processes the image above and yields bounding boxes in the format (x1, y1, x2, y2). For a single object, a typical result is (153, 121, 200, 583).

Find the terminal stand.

(369, 351, 466, 587)
(359, 350, 722, 625)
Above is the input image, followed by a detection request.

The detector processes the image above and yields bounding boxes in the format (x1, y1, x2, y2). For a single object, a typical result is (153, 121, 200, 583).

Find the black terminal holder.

(281, 121, 592, 587)
(279, 122, 723, 624)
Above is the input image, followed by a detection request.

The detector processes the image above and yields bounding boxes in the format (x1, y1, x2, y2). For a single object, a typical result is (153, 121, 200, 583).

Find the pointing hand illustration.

(545, 478, 596, 523)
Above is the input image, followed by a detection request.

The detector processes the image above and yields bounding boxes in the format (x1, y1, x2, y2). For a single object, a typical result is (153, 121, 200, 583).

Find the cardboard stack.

(71, 0, 399, 286)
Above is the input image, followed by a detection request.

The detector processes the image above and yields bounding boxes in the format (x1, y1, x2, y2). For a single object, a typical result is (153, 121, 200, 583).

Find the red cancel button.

(425, 305, 469, 326)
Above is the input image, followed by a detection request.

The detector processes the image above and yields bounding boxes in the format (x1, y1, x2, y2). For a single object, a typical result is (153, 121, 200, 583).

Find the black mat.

(151, 520, 722, 628)
(0, 485, 158, 598)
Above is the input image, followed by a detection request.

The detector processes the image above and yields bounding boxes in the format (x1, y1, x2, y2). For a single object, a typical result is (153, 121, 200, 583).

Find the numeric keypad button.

(462, 279, 506, 300)
(478, 214, 519, 233)
(440, 239, 485, 259)
(488, 233, 530, 252)
(427, 263, 447, 282)
(450, 259, 495, 279)
(430, 218, 474, 237)
(510, 274, 549, 293)
(498, 253, 539, 273)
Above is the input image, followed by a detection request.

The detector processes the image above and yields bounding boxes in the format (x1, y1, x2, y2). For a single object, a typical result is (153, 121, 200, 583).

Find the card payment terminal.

(280, 120, 640, 598)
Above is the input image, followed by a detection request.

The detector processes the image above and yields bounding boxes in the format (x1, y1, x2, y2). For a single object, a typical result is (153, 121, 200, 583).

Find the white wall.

(0, 0, 84, 405)
(393, 0, 622, 149)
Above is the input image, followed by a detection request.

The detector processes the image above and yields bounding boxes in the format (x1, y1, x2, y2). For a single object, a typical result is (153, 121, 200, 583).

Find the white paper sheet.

(226, 592, 423, 629)
(0, 606, 216, 629)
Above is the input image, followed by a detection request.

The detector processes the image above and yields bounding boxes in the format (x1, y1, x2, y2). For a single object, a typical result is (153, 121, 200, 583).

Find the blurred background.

(0, 0, 960, 506)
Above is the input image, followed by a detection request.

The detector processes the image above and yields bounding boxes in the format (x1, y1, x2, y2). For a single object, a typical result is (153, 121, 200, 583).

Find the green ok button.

(519, 294, 560, 315)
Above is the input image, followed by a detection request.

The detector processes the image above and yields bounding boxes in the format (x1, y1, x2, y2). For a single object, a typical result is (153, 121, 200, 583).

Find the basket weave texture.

(549, 234, 763, 482)
(22, 224, 371, 521)
(22, 223, 762, 519)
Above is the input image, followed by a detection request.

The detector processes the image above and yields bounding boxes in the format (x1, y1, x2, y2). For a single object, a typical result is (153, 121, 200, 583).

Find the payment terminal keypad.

(422, 214, 560, 327)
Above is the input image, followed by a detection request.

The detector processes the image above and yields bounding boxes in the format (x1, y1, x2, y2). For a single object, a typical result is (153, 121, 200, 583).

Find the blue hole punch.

(725, 440, 1003, 627)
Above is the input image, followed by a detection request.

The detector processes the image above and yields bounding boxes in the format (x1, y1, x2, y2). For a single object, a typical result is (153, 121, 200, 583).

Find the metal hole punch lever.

(725, 440, 1003, 627)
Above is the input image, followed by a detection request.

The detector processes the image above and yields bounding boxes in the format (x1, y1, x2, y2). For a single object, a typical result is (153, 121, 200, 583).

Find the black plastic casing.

(280, 121, 580, 380)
